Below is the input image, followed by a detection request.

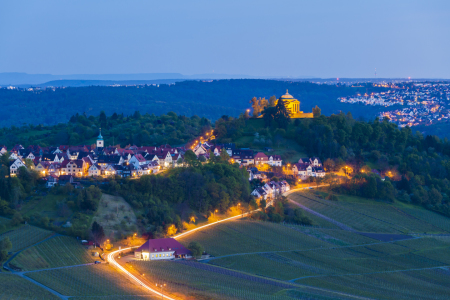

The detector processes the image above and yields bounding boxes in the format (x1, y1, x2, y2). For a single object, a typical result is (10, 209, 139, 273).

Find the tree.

(220, 149, 230, 162)
(363, 176, 377, 198)
(274, 98, 290, 129)
(257, 199, 267, 210)
(99, 111, 107, 128)
(184, 150, 200, 167)
(188, 241, 204, 258)
(268, 95, 277, 107)
(312, 105, 321, 117)
(91, 221, 105, 246)
(324, 159, 335, 172)
(0, 236, 12, 264)
(10, 212, 23, 226)
(249, 97, 260, 117)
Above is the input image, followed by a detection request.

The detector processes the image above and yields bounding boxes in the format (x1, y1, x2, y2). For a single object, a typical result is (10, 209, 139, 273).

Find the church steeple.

(97, 128, 104, 148)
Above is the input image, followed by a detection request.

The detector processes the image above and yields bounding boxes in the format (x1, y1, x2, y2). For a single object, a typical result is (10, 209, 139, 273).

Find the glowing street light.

(156, 283, 166, 300)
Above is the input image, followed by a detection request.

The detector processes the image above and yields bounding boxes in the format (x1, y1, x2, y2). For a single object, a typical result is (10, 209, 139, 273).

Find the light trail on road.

(107, 185, 323, 299)
(107, 249, 177, 300)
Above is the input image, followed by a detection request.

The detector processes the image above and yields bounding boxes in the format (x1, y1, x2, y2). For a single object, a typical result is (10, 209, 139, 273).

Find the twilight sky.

(1, 0, 449, 78)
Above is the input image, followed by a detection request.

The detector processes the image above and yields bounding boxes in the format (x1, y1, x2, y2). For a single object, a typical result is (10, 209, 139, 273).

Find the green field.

(173, 190, 450, 300)
(177, 219, 334, 256)
(290, 192, 450, 234)
(0, 274, 60, 299)
(11, 236, 96, 271)
(19, 193, 67, 220)
(26, 264, 155, 298)
(130, 260, 355, 300)
(0, 224, 52, 252)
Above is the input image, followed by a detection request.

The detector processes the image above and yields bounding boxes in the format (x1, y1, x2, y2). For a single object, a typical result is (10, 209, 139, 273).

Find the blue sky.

(1, 0, 449, 78)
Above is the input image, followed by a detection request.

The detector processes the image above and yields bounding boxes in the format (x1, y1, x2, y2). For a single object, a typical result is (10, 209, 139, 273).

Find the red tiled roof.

(136, 238, 191, 256)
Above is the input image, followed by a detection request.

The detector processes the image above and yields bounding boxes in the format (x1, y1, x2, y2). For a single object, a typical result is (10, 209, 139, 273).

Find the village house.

(0, 146, 7, 156)
(129, 154, 147, 168)
(88, 164, 102, 177)
(134, 238, 191, 260)
(35, 161, 51, 175)
(46, 174, 59, 187)
(247, 167, 266, 181)
(9, 158, 26, 176)
(293, 157, 326, 179)
(48, 162, 62, 176)
(231, 149, 254, 166)
(267, 155, 282, 167)
(251, 180, 290, 200)
(61, 160, 86, 177)
(254, 152, 269, 165)
(58, 175, 74, 186)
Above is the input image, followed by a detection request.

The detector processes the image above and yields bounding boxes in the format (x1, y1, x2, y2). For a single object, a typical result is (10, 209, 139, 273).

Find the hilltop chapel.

(275, 90, 314, 119)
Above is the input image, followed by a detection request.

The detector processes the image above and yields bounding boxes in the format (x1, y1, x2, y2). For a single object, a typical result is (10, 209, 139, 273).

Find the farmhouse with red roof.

(134, 238, 191, 260)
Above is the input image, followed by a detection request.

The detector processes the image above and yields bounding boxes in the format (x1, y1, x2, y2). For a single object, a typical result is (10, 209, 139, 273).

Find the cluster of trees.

(0, 236, 12, 264)
(249, 96, 276, 117)
(0, 111, 209, 148)
(214, 110, 450, 217)
(104, 151, 252, 238)
(0, 154, 39, 216)
(250, 196, 313, 225)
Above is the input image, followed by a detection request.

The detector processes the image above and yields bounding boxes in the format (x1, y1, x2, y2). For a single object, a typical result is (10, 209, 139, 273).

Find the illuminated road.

(107, 186, 324, 299)
(107, 209, 257, 299)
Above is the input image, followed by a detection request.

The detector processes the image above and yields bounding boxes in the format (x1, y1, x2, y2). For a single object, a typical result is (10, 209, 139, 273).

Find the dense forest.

(104, 152, 253, 237)
(0, 80, 390, 127)
(215, 103, 450, 218)
(0, 111, 210, 148)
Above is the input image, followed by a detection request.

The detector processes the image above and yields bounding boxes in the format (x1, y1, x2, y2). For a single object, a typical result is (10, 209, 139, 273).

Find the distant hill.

(24, 79, 184, 88)
(0, 79, 391, 128)
(0, 72, 267, 86)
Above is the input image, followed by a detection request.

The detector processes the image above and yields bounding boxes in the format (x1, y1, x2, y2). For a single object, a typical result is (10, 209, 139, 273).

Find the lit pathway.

(107, 185, 377, 300)
(107, 210, 258, 300)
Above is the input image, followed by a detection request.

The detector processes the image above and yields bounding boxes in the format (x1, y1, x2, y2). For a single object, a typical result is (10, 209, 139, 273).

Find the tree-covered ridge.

(0, 111, 210, 148)
(215, 113, 450, 217)
(104, 155, 252, 238)
(0, 80, 388, 127)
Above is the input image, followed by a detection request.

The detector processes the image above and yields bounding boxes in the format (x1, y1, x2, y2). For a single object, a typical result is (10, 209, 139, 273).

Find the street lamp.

(156, 283, 166, 300)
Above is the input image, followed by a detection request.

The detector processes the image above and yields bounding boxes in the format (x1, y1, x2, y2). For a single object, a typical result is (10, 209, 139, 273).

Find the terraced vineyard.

(11, 236, 97, 271)
(0, 224, 52, 252)
(171, 190, 450, 300)
(177, 219, 333, 256)
(26, 264, 154, 297)
(0, 274, 60, 299)
(130, 260, 356, 300)
(290, 192, 450, 234)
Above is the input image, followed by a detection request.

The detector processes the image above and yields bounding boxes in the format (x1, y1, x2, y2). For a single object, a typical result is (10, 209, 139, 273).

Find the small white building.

(88, 164, 102, 177)
(135, 238, 192, 261)
(10, 159, 26, 176)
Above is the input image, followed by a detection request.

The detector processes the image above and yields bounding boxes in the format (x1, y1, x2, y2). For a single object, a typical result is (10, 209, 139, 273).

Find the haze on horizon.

(1, 0, 449, 79)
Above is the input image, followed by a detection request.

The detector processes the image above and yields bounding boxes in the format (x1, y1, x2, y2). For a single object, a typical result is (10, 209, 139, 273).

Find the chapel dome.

(281, 89, 294, 99)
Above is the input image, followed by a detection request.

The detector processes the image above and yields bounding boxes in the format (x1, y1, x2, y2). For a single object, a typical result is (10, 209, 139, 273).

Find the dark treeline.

(104, 153, 252, 237)
(0, 111, 210, 148)
(0, 80, 389, 127)
(215, 110, 450, 217)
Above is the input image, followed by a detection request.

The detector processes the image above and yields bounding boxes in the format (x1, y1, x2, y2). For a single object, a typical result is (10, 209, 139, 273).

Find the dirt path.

(289, 198, 357, 232)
